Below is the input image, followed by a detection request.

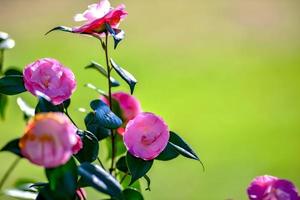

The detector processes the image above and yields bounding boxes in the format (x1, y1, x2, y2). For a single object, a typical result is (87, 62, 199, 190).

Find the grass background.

(0, 0, 300, 199)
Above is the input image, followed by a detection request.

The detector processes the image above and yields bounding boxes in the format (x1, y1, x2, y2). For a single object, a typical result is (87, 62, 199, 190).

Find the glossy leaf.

(105, 23, 125, 49)
(75, 130, 99, 163)
(45, 26, 73, 35)
(110, 59, 137, 94)
(123, 188, 144, 200)
(35, 97, 63, 114)
(78, 163, 123, 199)
(4, 68, 22, 76)
(0, 75, 26, 95)
(169, 131, 200, 161)
(4, 188, 37, 200)
(0, 93, 7, 120)
(85, 83, 107, 96)
(116, 156, 128, 173)
(85, 62, 120, 87)
(0, 138, 23, 157)
(84, 112, 110, 140)
(0, 32, 15, 49)
(155, 142, 179, 161)
(90, 99, 122, 129)
(126, 152, 153, 185)
(45, 158, 77, 200)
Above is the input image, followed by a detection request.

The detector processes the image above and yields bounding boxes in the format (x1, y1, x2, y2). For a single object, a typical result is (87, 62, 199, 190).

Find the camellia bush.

(0, 1, 203, 200)
(1, 1, 300, 200)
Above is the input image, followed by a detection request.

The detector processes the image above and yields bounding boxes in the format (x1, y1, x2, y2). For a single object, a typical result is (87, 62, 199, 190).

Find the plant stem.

(0, 50, 4, 75)
(120, 173, 128, 184)
(103, 34, 116, 175)
(97, 157, 105, 170)
(0, 157, 21, 190)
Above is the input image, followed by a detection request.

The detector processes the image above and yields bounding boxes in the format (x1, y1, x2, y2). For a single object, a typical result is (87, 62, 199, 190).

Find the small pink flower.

(76, 188, 87, 200)
(73, 0, 127, 35)
(19, 113, 81, 168)
(101, 92, 142, 135)
(247, 175, 300, 200)
(123, 112, 169, 160)
(23, 58, 76, 105)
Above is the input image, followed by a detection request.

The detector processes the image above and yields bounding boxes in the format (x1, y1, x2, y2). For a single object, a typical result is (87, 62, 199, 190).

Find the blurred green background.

(1, 0, 300, 199)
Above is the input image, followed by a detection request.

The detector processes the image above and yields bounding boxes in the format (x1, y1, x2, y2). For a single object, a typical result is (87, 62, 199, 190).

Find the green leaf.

(110, 59, 137, 94)
(63, 99, 71, 110)
(169, 131, 200, 161)
(45, 158, 77, 200)
(35, 97, 63, 114)
(84, 112, 110, 140)
(0, 75, 26, 95)
(4, 188, 37, 200)
(123, 188, 144, 200)
(4, 68, 22, 76)
(0, 93, 7, 120)
(126, 152, 153, 185)
(85, 61, 120, 87)
(85, 83, 107, 96)
(116, 156, 128, 173)
(78, 163, 123, 200)
(90, 99, 122, 129)
(0, 32, 15, 49)
(45, 26, 73, 35)
(75, 130, 99, 163)
(143, 175, 151, 191)
(0, 138, 23, 157)
(155, 142, 179, 161)
(105, 23, 125, 49)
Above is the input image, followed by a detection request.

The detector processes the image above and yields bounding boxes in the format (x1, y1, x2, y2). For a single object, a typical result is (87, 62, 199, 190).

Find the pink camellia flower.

(19, 113, 81, 168)
(123, 112, 169, 160)
(101, 92, 142, 135)
(23, 58, 76, 105)
(247, 175, 300, 200)
(73, 0, 127, 35)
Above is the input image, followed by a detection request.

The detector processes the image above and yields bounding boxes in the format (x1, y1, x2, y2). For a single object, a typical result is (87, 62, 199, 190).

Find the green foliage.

(123, 188, 144, 200)
(78, 163, 123, 200)
(110, 59, 137, 94)
(126, 152, 153, 185)
(75, 130, 99, 163)
(0, 75, 26, 95)
(0, 138, 23, 157)
(84, 112, 110, 140)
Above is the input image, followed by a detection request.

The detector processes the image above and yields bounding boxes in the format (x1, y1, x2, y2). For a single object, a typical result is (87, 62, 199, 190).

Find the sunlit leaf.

(78, 163, 123, 199)
(110, 59, 137, 94)
(45, 26, 73, 35)
(4, 189, 37, 200)
(155, 142, 179, 161)
(17, 97, 35, 120)
(85, 62, 120, 87)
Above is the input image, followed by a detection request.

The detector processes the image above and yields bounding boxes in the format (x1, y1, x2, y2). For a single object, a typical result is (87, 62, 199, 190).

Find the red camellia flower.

(73, 0, 128, 35)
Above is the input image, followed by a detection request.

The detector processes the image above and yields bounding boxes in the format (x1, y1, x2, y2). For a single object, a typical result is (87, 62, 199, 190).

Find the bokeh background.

(1, 0, 300, 199)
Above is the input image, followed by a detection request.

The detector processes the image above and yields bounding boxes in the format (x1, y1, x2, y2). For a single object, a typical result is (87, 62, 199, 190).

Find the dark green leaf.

(4, 68, 22, 76)
(75, 130, 99, 163)
(169, 131, 200, 161)
(35, 97, 63, 114)
(105, 23, 125, 49)
(126, 152, 153, 185)
(0, 93, 7, 120)
(90, 99, 122, 129)
(63, 99, 71, 110)
(0, 138, 23, 157)
(123, 188, 144, 200)
(143, 175, 151, 191)
(155, 142, 179, 161)
(45, 158, 77, 200)
(116, 156, 128, 173)
(45, 26, 73, 35)
(84, 112, 110, 140)
(85, 62, 120, 87)
(0, 75, 26, 95)
(110, 59, 137, 94)
(78, 163, 123, 199)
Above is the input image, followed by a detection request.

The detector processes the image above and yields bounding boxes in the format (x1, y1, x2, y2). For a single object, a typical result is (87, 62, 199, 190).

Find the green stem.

(103, 34, 116, 175)
(0, 50, 4, 75)
(97, 157, 106, 170)
(120, 173, 128, 184)
(0, 157, 21, 190)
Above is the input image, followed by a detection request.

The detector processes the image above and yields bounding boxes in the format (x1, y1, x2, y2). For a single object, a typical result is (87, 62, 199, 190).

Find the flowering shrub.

(0, 1, 202, 199)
